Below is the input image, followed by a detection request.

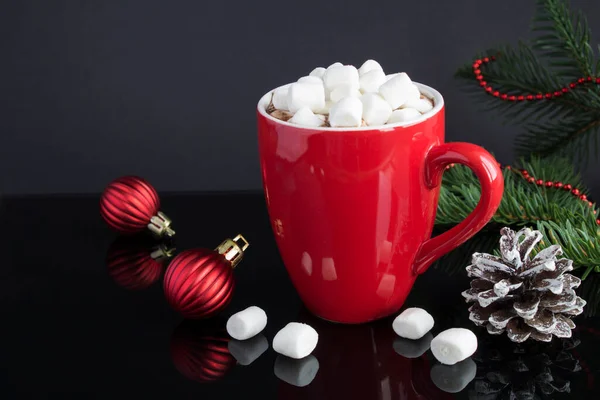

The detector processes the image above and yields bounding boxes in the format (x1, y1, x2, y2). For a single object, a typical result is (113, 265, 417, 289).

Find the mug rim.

(257, 81, 444, 132)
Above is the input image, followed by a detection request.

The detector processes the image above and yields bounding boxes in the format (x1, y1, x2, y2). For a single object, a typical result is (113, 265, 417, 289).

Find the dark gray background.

(1, 0, 599, 195)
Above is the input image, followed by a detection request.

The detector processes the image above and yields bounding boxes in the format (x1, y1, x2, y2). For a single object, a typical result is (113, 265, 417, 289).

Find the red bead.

(501, 94, 508, 100)
(521, 169, 529, 175)
(473, 63, 480, 69)
(572, 189, 580, 196)
(486, 87, 493, 93)
(554, 182, 563, 188)
(479, 81, 487, 86)
(596, 78, 600, 84)
(506, 165, 512, 170)
(564, 184, 572, 190)
(509, 95, 516, 101)
(597, 219, 600, 225)
(562, 87, 569, 93)
(545, 93, 552, 99)
(483, 57, 490, 63)
(536, 94, 543, 100)
(570, 83, 576, 88)
(517, 95, 525, 101)
(594, 210, 597, 214)
(554, 91, 561, 97)
(536, 179, 544, 185)
(588, 76, 593, 81)
(474, 69, 481, 75)
(528, 177, 536, 183)
(493, 91, 500, 97)
(545, 181, 554, 187)
(578, 78, 585, 83)
(527, 95, 534, 100)
(491, 55, 496, 61)
(581, 194, 588, 201)
(477, 75, 484, 80)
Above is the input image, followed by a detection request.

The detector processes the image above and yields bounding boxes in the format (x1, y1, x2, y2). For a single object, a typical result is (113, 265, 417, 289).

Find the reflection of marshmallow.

(431, 328, 478, 365)
(287, 82, 326, 113)
(358, 59, 383, 76)
(393, 332, 433, 358)
(329, 97, 363, 127)
(321, 257, 337, 281)
(301, 252, 313, 276)
(273, 322, 319, 359)
(226, 306, 268, 340)
(228, 334, 269, 366)
(376, 273, 396, 299)
(393, 308, 435, 340)
(430, 358, 477, 393)
(378, 72, 413, 109)
(274, 355, 320, 387)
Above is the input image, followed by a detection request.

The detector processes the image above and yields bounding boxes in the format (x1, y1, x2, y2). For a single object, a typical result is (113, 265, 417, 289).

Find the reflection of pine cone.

(469, 335, 581, 399)
(462, 227, 585, 342)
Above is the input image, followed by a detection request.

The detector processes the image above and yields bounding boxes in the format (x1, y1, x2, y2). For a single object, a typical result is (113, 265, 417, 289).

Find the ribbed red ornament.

(164, 235, 249, 319)
(106, 235, 174, 290)
(100, 176, 175, 237)
(170, 319, 236, 383)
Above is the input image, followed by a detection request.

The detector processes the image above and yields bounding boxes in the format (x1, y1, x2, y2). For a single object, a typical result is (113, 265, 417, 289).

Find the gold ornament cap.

(216, 234, 249, 268)
(150, 243, 176, 261)
(148, 211, 176, 237)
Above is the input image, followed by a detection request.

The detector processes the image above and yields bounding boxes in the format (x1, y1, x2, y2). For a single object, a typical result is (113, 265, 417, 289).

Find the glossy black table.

(1, 192, 599, 399)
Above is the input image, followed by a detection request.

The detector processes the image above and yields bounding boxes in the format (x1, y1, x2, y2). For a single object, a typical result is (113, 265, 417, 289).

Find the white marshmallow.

(309, 67, 326, 79)
(392, 308, 435, 340)
(327, 62, 343, 69)
(226, 306, 268, 340)
(402, 97, 433, 114)
(393, 332, 433, 358)
(358, 59, 383, 76)
(228, 334, 269, 366)
(314, 101, 333, 115)
(387, 108, 421, 124)
(272, 322, 319, 359)
(378, 72, 414, 109)
(330, 84, 361, 103)
(272, 85, 290, 111)
(323, 65, 360, 92)
(287, 82, 326, 113)
(274, 355, 320, 387)
(298, 75, 323, 84)
(289, 107, 324, 127)
(359, 69, 386, 93)
(361, 93, 392, 126)
(430, 358, 477, 393)
(329, 97, 363, 127)
(406, 83, 421, 102)
(385, 73, 400, 81)
(431, 328, 478, 365)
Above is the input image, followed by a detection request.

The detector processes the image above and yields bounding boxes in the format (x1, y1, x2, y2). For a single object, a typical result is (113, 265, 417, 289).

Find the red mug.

(257, 83, 504, 324)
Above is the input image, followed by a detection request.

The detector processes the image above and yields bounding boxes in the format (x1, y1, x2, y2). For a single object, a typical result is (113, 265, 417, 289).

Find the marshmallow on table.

(329, 97, 363, 127)
(228, 334, 269, 366)
(392, 307, 435, 340)
(430, 358, 477, 393)
(309, 67, 326, 79)
(330, 84, 361, 103)
(323, 65, 360, 92)
(272, 322, 319, 359)
(393, 332, 433, 358)
(361, 93, 392, 126)
(287, 82, 326, 113)
(298, 76, 323, 84)
(358, 59, 383, 76)
(272, 85, 290, 111)
(274, 355, 320, 387)
(379, 72, 414, 109)
(431, 328, 478, 365)
(289, 107, 325, 127)
(387, 108, 421, 124)
(359, 69, 386, 93)
(226, 306, 268, 340)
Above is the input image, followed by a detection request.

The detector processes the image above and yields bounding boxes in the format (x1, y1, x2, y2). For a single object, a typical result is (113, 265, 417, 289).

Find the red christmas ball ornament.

(164, 234, 249, 319)
(100, 176, 175, 237)
(106, 235, 175, 290)
(170, 319, 236, 383)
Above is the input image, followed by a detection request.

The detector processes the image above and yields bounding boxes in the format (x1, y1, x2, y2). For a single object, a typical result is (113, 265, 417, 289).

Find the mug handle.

(413, 142, 504, 275)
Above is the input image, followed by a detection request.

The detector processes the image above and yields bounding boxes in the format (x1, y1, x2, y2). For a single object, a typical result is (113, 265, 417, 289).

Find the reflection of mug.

(257, 83, 504, 323)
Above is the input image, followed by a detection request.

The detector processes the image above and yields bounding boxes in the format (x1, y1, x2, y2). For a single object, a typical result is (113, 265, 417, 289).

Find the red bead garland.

(472, 56, 600, 101)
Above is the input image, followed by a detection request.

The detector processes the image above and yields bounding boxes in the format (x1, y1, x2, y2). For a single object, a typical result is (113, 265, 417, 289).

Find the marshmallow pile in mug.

(268, 60, 434, 128)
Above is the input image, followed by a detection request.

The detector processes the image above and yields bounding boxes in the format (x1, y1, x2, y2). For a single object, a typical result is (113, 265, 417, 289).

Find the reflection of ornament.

(106, 235, 174, 290)
(164, 235, 249, 319)
(463, 227, 585, 342)
(470, 335, 582, 399)
(170, 319, 236, 383)
(100, 176, 175, 237)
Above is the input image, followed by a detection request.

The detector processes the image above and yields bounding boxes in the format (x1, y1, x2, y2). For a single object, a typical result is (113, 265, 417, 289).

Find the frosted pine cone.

(462, 227, 586, 343)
